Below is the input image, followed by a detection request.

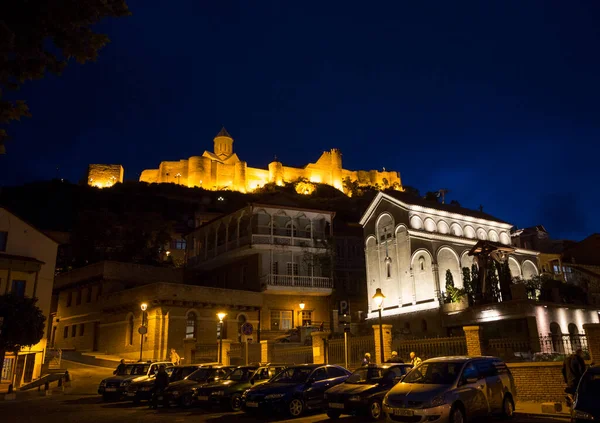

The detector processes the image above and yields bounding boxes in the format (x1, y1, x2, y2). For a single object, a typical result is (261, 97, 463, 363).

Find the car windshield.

(403, 362, 462, 385)
(187, 368, 213, 381)
(346, 367, 384, 384)
(271, 367, 313, 383)
(171, 367, 197, 381)
(226, 368, 256, 381)
(121, 364, 150, 376)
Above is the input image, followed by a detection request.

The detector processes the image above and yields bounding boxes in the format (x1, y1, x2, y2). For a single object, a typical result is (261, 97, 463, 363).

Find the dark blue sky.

(2, 1, 599, 241)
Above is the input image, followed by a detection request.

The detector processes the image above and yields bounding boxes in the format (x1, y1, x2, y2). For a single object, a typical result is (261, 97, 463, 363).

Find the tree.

(0, 294, 46, 383)
(402, 185, 420, 197)
(462, 267, 474, 304)
(486, 261, 501, 302)
(0, 0, 131, 151)
(497, 261, 513, 301)
(424, 191, 440, 203)
(450, 200, 461, 207)
(444, 269, 465, 303)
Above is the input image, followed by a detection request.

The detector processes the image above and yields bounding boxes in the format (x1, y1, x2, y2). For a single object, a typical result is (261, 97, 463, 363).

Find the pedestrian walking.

(563, 349, 586, 405)
(362, 353, 371, 366)
(409, 352, 422, 367)
(113, 359, 127, 376)
(150, 364, 170, 409)
(169, 348, 181, 365)
(386, 351, 404, 363)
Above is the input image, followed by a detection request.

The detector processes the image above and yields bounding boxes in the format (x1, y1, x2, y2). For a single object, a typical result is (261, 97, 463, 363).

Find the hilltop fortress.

(87, 127, 402, 194)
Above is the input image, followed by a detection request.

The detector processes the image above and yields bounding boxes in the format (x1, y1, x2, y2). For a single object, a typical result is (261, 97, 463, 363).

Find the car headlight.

(349, 395, 361, 402)
(120, 380, 131, 387)
(212, 390, 225, 396)
(265, 393, 286, 400)
(573, 410, 595, 420)
(428, 395, 446, 408)
(242, 389, 250, 399)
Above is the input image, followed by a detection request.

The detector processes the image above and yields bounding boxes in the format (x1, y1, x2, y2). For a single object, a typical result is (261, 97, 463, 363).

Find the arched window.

(285, 222, 297, 237)
(419, 257, 425, 271)
(421, 319, 428, 333)
(127, 314, 134, 346)
(377, 214, 394, 242)
(385, 257, 392, 279)
(186, 312, 197, 339)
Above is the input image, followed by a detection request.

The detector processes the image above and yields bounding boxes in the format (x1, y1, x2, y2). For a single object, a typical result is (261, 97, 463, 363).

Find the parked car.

(324, 363, 412, 420)
(126, 364, 201, 404)
(382, 356, 516, 423)
(571, 365, 600, 423)
(164, 365, 235, 407)
(194, 363, 287, 411)
(241, 364, 351, 417)
(98, 361, 174, 401)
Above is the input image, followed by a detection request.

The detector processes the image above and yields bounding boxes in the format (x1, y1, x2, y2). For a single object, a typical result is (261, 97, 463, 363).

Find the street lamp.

(372, 288, 386, 364)
(139, 303, 148, 362)
(217, 312, 227, 364)
(299, 300, 305, 310)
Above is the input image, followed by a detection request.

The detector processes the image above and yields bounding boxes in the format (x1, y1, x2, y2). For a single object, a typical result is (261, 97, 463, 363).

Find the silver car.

(383, 356, 516, 423)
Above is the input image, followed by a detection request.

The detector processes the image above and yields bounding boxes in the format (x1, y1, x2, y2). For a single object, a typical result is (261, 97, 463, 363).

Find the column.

(311, 331, 331, 364)
(432, 264, 441, 303)
(410, 268, 416, 305)
(463, 326, 484, 356)
(260, 340, 274, 363)
(583, 323, 600, 363)
(33, 271, 39, 299)
(372, 324, 393, 364)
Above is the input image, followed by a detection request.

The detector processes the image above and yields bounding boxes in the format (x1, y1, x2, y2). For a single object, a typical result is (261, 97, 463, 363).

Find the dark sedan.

(241, 364, 351, 417)
(164, 365, 235, 407)
(572, 365, 600, 423)
(324, 364, 412, 420)
(126, 364, 200, 404)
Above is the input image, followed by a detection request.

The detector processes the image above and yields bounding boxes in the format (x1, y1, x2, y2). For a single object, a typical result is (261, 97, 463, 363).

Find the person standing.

(113, 359, 127, 375)
(150, 365, 170, 409)
(362, 353, 371, 366)
(170, 348, 181, 365)
(409, 352, 422, 367)
(563, 349, 586, 404)
(386, 351, 404, 363)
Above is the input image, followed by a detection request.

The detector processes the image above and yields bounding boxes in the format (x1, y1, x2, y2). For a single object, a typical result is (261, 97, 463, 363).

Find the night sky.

(1, 1, 599, 241)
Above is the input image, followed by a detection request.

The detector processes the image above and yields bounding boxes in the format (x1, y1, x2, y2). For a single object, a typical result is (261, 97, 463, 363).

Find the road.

(0, 393, 569, 423)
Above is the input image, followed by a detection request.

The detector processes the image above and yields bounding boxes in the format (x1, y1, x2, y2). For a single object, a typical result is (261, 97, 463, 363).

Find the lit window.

(173, 239, 187, 250)
(271, 310, 292, 331)
(301, 311, 312, 326)
(186, 312, 197, 339)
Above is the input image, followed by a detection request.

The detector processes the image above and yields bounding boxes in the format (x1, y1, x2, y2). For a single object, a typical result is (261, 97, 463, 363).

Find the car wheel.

(450, 405, 465, 423)
(230, 394, 242, 411)
(327, 409, 342, 419)
(288, 398, 305, 417)
(501, 395, 515, 419)
(369, 399, 383, 420)
(182, 394, 193, 408)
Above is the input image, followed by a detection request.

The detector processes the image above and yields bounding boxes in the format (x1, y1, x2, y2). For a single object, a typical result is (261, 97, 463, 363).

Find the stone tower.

(214, 127, 234, 159)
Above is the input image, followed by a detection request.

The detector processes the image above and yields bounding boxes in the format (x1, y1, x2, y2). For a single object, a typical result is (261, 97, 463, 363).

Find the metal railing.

(261, 274, 333, 289)
(484, 334, 589, 362)
(393, 336, 467, 362)
(328, 335, 375, 370)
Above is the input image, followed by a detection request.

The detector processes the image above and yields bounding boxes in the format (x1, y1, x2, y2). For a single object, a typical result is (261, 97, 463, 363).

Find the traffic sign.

(138, 326, 148, 335)
(338, 301, 349, 315)
(241, 322, 253, 336)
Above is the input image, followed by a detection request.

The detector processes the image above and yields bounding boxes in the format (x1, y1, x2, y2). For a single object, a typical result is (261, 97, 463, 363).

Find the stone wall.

(87, 164, 124, 188)
(507, 362, 566, 402)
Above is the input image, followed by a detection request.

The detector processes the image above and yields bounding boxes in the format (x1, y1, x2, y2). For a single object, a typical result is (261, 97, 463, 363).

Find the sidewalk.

(516, 401, 570, 420)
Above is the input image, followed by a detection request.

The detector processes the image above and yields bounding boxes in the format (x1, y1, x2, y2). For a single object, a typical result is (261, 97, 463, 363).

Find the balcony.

(260, 274, 333, 296)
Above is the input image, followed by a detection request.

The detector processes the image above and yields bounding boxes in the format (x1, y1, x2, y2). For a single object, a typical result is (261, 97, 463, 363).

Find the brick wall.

(508, 362, 565, 403)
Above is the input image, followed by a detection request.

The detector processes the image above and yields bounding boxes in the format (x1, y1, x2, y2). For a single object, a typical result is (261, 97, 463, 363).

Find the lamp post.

(299, 300, 305, 326)
(217, 312, 227, 364)
(372, 288, 386, 364)
(139, 303, 148, 362)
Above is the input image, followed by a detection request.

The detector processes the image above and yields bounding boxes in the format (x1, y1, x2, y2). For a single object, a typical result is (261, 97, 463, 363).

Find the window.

(286, 223, 297, 237)
(0, 231, 7, 252)
(385, 260, 392, 278)
(327, 367, 348, 378)
(186, 312, 197, 339)
(475, 360, 497, 378)
(86, 287, 92, 303)
(173, 239, 187, 250)
(272, 261, 278, 275)
(286, 262, 298, 276)
(96, 284, 103, 301)
(460, 363, 479, 382)
(419, 257, 425, 271)
(71, 325, 76, 338)
(301, 311, 312, 326)
(79, 324, 85, 337)
(270, 310, 292, 330)
(312, 367, 329, 381)
(127, 315, 134, 346)
(11, 280, 26, 297)
(63, 326, 68, 339)
(76, 289, 82, 305)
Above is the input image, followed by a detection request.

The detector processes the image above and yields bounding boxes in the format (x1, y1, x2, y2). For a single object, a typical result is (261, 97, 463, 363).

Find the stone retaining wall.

(507, 362, 565, 403)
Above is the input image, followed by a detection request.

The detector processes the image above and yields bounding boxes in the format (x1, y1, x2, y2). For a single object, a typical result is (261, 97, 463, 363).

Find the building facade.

(185, 204, 335, 339)
(0, 208, 59, 385)
(88, 128, 402, 194)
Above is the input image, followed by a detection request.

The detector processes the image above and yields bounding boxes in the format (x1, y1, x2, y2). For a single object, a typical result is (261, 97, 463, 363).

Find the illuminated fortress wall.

(87, 164, 124, 188)
(91, 128, 402, 194)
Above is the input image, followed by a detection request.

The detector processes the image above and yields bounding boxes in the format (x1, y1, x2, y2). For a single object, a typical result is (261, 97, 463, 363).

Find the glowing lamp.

(372, 288, 385, 309)
(299, 301, 305, 310)
(217, 312, 227, 323)
(141, 303, 148, 311)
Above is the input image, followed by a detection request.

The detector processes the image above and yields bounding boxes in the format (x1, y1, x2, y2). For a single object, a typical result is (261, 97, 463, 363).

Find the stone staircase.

(61, 350, 120, 369)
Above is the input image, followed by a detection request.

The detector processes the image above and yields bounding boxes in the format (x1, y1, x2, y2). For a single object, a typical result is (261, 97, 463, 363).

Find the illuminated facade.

(86, 164, 124, 188)
(136, 128, 402, 194)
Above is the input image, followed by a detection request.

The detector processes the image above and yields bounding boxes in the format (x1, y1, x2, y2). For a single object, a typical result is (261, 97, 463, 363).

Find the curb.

(515, 411, 570, 420)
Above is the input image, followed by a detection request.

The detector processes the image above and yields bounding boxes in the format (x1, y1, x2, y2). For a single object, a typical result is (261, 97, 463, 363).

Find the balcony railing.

(261, 274, 333, 289)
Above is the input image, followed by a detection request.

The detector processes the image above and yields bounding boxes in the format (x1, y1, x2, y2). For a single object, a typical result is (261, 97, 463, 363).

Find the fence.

(272, 344, 313, 365)
(484, 334, 589, 362)
(328, 335, 374, 370)
(393, 337, 467, 362)
(194, 344, 218, 363)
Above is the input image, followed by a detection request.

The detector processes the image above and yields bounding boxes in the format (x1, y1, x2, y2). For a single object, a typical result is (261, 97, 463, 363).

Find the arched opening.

(127, 314, 134, 346)
(550, 321, 562, 353)
(186, 312, 197, 339)
(385, 258, 392, 279)
(285, 221, 297, 237)
(568, 323, 582, 352)
(377, 213, 394, 242)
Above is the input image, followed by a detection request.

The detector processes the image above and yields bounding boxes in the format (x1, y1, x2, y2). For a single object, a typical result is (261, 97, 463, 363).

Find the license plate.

(127, 392, 135, 397)
(393, 409, 414, 416)
(329, 403, 344, 409)
(197, 396, 209, 401)
(246, 402, 259, 408)
(105, 388, 117, 392)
